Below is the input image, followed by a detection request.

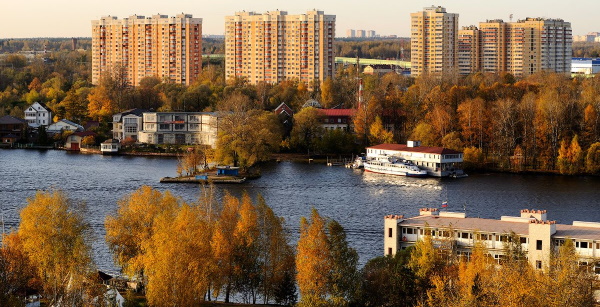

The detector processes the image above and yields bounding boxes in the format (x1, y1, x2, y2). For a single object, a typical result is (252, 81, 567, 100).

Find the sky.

(1, 0, 599, 38)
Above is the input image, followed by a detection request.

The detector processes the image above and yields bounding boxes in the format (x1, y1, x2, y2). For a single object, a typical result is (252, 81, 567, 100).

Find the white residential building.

(112, 109, 147, 141)
(46, 119, 84, 135)
(366, 141, 464, 177)
(24, 102, 52, 128)
(385, 208, 600, 272)
(138, 112, 219, 147)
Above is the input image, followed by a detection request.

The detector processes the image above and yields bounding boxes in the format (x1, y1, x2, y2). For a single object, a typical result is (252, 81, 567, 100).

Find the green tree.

(356, 251, 416, 307)
(327, 220, 359, 306)
(586, 142, 600, 173)
(290, 107, 325, 154)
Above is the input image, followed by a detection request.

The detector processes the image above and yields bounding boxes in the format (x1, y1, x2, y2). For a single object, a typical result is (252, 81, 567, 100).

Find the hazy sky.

(2, 0, 598, 38)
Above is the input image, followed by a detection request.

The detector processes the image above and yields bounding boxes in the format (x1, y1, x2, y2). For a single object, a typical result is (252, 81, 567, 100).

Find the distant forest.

(4, 38, 598, 61)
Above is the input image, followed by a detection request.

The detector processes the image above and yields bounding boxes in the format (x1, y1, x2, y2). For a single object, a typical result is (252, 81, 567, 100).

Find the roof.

(3, 134, 19, 138)
(101, 139, 120, 144)
(30, 102, 51, 112)
(368, 143, 462, 155)
(303, 99, 322, 108)
(319, 109, 356, 117)
(0, 115, 27, 125)
(113, 108, 148, 122)
(73, 131, 97, 137)
(400, 215, 531, 235)
(554, 225, 600, 240)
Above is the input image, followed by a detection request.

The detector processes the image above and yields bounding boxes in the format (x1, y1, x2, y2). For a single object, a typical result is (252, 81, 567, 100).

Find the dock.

(160, 175, 247, 184)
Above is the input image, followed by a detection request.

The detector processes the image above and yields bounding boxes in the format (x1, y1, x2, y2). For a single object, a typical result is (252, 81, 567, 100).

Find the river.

(1, 149, 600, 273)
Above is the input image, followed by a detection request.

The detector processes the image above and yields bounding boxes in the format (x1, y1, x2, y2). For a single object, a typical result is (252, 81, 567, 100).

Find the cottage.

(47, 119, 84, 135)
(24, 102, 52, 128)
(101, 139, 121, 154)
(319, 109, 356, 132)
(65, 131, 97, 151)
(0, 115, 27, 145)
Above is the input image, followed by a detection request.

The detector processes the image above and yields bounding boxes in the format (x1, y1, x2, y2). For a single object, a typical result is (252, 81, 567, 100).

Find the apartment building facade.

(91, 14, 202, 86)
(458, 26, 480, 75)
(385, 209, 600, 272)
(138, 112, 219, 147)
(225, 10, 335, 85)
(410, 6, 459, 77)
(456, 18, 572, 77)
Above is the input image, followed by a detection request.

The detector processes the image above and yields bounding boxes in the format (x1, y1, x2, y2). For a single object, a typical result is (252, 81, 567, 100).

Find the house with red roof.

(319, 109, 356, 132)
(366, 141, 465, 177)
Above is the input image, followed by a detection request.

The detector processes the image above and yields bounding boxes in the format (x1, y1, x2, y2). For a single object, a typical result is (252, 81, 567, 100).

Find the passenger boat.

(364, 155, 428, 177)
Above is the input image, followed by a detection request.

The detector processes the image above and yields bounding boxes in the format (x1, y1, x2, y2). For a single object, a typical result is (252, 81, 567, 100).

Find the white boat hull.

(364, 162, 428, 177)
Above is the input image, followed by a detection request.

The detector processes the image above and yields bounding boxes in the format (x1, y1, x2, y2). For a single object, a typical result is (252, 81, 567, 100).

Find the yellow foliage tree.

(210, 193, 241, 302)
(87, 85, 117, 121)
(296, 208, 332, 307)
(105, 186, 180, 278)
(143, 204, 212, 306)
(18, 190, 93, 306)
(368, 116, 394, 145)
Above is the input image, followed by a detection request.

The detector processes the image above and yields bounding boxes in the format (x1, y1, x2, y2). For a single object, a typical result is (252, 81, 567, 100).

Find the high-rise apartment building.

(356, 30, 366, 38)
(457, 18, 572, 77)
(458, 26, 480, 75)
(225, 10, 335, 85)
(91, 14, 202, 86)
(410, 6, 459, 77)
(346, 29, 356, 38)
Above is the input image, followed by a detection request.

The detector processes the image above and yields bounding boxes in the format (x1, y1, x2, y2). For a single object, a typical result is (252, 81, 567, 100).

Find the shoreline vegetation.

(1, 187, 597, 306)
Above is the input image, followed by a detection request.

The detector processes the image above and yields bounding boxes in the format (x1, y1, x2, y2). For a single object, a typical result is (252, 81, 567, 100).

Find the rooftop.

(395, 210, 600, 240)
(368, 143, 462, 155)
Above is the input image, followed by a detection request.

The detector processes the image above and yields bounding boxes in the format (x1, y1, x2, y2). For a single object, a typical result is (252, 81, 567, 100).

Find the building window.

(388, 228, 393, 238)
(388, 248, 392, 255)
(536, 240, 542, 250)
(536, 260, 542, 270)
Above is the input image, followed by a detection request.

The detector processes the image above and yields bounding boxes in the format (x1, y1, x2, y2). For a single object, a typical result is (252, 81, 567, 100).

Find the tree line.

(2, 44, 600, 174)
(1, 188, 596, 306)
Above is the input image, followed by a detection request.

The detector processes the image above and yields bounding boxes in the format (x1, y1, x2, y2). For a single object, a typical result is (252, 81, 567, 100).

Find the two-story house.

(0, 115, 28, 145)
(138, 112, 219, 147)
(24, 102, 52, 128)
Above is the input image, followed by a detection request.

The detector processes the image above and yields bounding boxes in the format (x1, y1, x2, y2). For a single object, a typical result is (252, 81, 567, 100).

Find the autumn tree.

(557, 135, 584, 174)
(87, 84, 116, 121)
(408, 230, 443, 299)
(211, 193, 241, 302)
(18, 190, 94, 306)
(290, 107, 325, 154)
(355, 250, 417, 307)
(586, 142, 600, 173)
(327, 220, 359, 306)
(105, 186, 180, 279)
(541, 239, 595, 306)
(296, 208, 332, 306)
(216, 92, 282, 169)
(0, 232, 40, 305)
(255, 195, 296, 305)
(368, 115, 394, 145)
(143, 203, 212, 306)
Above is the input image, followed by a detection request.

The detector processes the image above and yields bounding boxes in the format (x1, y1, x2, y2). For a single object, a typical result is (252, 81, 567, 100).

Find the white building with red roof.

(366, 141, 464, 177)
(385, 208, 600, 273)
(319, 109, 356, 132)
